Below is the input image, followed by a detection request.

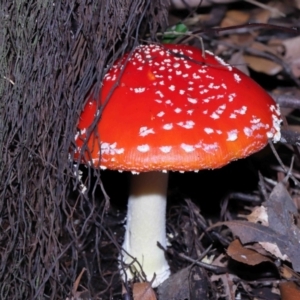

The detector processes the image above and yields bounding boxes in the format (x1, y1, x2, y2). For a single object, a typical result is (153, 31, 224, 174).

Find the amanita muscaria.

(74, 44, 281, 287)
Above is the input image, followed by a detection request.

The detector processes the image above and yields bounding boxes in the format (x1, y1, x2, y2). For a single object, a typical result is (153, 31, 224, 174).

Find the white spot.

(181, 143, 195, 152)
(195, 141, 219, 152)
(139, 127, 155, 137)
(244, 127, 252, 137)
(208, 83, 220, 89)
(137, 144, 150, 152)
(155, 99, 162, 103)
(159, 66, 165, 71)
(163, 123, 173, 130)
(198, 69, 207, 74)
(210, 112, 219, 119)
(101, 142, 124, 155)
(165, 100, 173, 105)
(159, 81, 165, 85)
(177, 120, 195, 129)
(216, 105, 226, 114)
(221, 83, 227, 89)
(157, 111, 165, 117)
(173, 63, 180, 68)
(188, 97, 198, 104)
(187, 109, 194, 115)
(155, 91, 164, 98)
(251, 117, 261, 124)
(228, 93, 236, 102)
(193, 73, 200, 79)
(179, 90, 185, 95)
(200, 89, 209, 94)
(169, 85, 175, 91)
(216, 130, 222, 134)
(214, 54, 233, 71)
(182, 74, 188, 78)
(227, 130, 238, 141)
(203, 110, 208, 114)
(230, 113, 237, 119)
(160, 146, 172, 153)
(204, 128, 214, 134)
(174, 108, 182, 113)
(176, 70, 182, 75)
(234, 106, 247, 115)
(185, 64, 191, 69)
(134, 87, 145, 93)
(234, 73, 241, 83)
(80, 128, 86, 135)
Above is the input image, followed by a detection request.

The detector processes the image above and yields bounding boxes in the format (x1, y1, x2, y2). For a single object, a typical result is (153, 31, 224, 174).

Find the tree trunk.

(0, 1, 169, 298)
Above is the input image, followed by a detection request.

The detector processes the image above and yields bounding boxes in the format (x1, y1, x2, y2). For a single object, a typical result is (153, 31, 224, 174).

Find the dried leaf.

(279, 281, 300, 300)
(280, 265, 300, 281)
(212, 182, 300, 272)
(220, 10, 250, 27)
(282, 36, 300, 77)
(246, 206, 268, 226)
(227, 239, 271, 266)
(157, 266, 213, 300)
(243, 55, 282, 75)
(259, 241, 289, 261)
(250, 8, 271, 23)
(132, 282, 157, 300)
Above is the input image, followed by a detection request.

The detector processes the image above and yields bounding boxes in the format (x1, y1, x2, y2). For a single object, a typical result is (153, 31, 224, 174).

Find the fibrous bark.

(0, 1, 169, 298)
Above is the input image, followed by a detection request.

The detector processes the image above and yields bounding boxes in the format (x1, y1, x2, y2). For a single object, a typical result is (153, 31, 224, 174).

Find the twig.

(269, 141, 300, 186)
(271, 93, 300, 109)
(178, 253, 227, 274)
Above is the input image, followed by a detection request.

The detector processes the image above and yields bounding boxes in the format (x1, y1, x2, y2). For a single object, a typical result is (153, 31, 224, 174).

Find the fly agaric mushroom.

(74, 44, 281, 287)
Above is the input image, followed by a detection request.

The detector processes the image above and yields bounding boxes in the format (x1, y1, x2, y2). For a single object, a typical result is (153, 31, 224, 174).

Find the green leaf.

(162, 23, 188, 44)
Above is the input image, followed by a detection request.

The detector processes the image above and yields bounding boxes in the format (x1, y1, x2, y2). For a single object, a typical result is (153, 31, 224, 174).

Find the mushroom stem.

(121, 171, 170, 287)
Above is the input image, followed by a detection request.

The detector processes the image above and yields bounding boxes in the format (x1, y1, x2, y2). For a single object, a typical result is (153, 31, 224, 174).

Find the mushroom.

(74, 44, 281, 287)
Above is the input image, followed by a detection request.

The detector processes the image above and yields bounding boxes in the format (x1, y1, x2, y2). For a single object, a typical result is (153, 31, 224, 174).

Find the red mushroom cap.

(75, 44, 281, 172)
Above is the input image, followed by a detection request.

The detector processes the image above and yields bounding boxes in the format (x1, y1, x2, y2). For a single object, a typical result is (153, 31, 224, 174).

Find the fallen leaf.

(211, 182, 300, 272)
(246, 206, 268, 226)
(243, 55, 282, 75)
(228, 51, 250, 76)
(279, 281, 300, 300)
(227, 239, 271, 266)
(157, 266, 213, 300)
(282, 36, 300, 77)
(132, 282, 157, 300)
(280, 264, 300, 281)
(220, 10, 250, 27)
